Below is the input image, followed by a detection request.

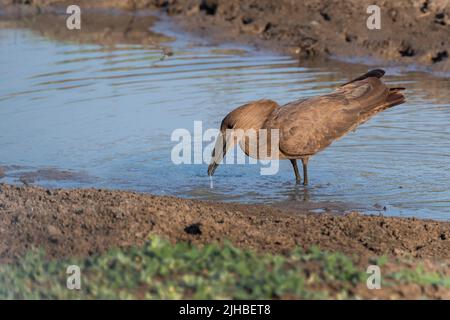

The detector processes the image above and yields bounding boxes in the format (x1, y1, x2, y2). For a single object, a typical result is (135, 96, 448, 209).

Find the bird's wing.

(263, 77, 404, 157)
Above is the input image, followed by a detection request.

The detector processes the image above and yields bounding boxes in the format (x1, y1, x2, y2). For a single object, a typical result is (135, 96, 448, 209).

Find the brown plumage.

(208, 69, 406, 185)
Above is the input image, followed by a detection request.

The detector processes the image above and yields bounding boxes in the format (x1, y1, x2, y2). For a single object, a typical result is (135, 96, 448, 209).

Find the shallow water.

(1, 25, 450, 220)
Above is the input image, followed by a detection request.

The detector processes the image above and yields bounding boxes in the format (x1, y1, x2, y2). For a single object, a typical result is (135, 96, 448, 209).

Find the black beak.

(207, 131, 230, 176)
(207, 162, 218, 176)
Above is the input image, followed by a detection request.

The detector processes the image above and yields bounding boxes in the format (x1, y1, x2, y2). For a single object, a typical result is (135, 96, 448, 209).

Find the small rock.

(184, 223, 202, 235)
(19, 177, 32, 186)
(199, 0, 218, 15)
(186, 5, 200, 16)
(374, 203, 383, 209)
(47, 225, 62, 242)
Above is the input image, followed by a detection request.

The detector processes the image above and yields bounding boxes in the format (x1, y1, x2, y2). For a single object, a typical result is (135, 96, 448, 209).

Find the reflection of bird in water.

(208, 69, 406, 185)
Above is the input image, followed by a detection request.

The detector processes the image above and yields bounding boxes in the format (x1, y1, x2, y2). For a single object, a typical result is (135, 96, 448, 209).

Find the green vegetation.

(0, 237, 448, 299)
(387, 266, 450, 289)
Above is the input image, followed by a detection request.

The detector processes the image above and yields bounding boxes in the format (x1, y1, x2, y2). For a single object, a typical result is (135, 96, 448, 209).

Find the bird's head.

(208, 99, 279, 176)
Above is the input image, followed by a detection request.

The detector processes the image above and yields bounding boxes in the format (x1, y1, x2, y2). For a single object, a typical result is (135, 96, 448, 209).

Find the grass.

(387, 266, 450, 289)
(0, 237, 448, 299)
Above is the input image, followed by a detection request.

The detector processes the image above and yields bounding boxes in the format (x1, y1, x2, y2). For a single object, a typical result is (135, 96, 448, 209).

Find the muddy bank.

(158, 0, 450, 73)
(0, 183, 449, 264)
(0, 1, 173, 45)
(1, 0, 449, 73)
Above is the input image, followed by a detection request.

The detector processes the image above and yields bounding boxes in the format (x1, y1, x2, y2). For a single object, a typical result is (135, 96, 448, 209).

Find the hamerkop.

(208, 69, 405, 185)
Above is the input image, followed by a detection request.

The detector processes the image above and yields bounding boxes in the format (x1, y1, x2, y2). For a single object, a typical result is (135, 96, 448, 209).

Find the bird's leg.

(302, 158, 309, 186)
(290, 159, 301, 183)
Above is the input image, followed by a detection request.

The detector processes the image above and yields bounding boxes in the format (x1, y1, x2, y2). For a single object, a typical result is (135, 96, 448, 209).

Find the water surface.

(1, 25, 449, 220)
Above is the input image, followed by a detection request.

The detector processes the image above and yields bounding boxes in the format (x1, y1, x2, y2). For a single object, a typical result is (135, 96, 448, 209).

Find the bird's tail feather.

(389, 87, 406, 92)
(385, 89, 406, 109)
(355, 87, 405, 129)
(340, 69, 386, 87)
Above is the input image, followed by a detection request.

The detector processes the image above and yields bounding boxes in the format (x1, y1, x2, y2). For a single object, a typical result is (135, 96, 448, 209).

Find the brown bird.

(207, 69, 405, 185)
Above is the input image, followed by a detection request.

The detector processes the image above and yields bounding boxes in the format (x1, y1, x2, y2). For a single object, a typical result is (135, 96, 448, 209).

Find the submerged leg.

(301, 158, 309, 186)
(290, 159, 301, 183)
